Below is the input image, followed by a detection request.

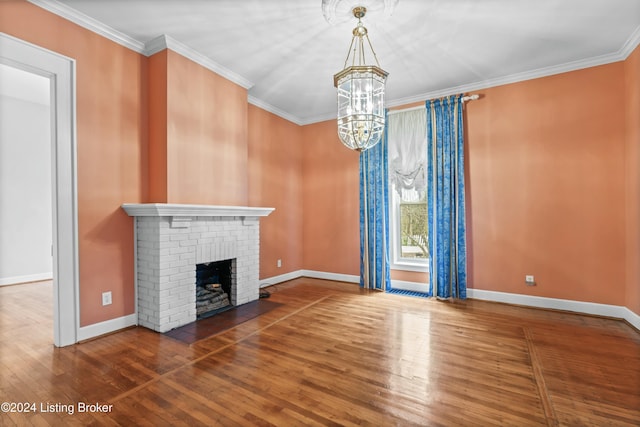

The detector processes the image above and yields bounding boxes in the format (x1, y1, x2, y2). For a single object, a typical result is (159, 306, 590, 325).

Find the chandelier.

(333, 6, 388, 151)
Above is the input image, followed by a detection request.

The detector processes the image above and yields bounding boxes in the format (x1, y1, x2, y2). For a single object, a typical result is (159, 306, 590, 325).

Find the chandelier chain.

(364, 34, 382, 68)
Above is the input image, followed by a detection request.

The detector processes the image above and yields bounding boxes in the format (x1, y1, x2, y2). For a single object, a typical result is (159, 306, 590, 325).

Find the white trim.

(385, 26, 640, 114)
(260, 269, 360, 285)
(621, 307, 640, 331)
(387, 52, 632, 111)
(144, 35, 253, 90)
(257, 269, 640, 331)
(301, 270, 360, 284)
(0, 273, 53, 286)
(25, 3, 254, 89)
(122, 203, 274, 218)
(26, 0, 146, 54)
(390, 262, 428, 273)
(390, 279, 429, 293)
(260, 271, 428, 292)
(620, 25, 640, 59)
(248, 95, 303, 126)
(143, 34, 169, 57)
(26, 1, 640, 127)
(77, 313, 137, 342)
(259, 270, 304, 287)
(301, 26, 640, 126)
(388, 189, 429, 273)
(299, 112, 336, 126)
(248, 267, 640, 331)
(133, 218, 138, 322)
(1, 33, 80, 348)
(468, 288, 639, 331)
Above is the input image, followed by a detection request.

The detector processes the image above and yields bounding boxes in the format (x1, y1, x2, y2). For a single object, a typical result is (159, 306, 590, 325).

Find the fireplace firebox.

(196, 259, 234, 318)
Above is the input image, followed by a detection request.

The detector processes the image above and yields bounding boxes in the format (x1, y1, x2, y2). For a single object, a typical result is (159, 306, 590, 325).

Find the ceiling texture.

(29, 0, 640, 124)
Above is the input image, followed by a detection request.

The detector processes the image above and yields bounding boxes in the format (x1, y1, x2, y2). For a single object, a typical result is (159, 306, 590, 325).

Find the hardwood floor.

(0, 279, 638, 426)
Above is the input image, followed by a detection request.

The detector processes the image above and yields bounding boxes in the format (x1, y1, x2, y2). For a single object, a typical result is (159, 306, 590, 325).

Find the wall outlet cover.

(102, 291, 112, 306)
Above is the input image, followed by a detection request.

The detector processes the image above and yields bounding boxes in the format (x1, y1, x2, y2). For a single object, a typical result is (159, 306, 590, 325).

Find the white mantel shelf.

(122, 203, 275, 218)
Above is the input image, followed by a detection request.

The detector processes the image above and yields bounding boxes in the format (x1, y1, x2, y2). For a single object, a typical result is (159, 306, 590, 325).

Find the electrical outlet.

(525, 275, 535, 286)
(277, 259, 282, 268)
(102, 291, 112, 306)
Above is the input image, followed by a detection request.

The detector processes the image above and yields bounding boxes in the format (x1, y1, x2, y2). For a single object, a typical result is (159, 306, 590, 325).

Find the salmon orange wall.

(0, 1, 144, 326)
(625, 45, 640, 315)
(247, 106, 303, 279)
(465, 62, 627, 306)
(299, 109, 427, 285)
(164, 51, 248, 205)
(147, 50, 168, 202)
(301, 121, 360, 275)
(301, 61, 632, 308)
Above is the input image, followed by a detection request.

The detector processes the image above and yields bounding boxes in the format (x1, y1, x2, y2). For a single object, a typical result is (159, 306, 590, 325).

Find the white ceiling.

(31, 0, 640, 124)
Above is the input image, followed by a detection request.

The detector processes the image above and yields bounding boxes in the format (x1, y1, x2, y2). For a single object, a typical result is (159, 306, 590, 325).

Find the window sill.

(390, 261, 428, 273)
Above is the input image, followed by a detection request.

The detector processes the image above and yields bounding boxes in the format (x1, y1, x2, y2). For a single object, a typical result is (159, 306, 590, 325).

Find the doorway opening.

(0, 33, 79, 347)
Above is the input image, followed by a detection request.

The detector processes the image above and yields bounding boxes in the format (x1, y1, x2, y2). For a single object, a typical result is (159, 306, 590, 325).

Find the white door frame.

(0, 33, 79, 347)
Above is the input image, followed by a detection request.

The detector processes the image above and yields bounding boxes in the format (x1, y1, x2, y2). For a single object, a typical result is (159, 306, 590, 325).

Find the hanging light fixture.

(333, 6, 388, 151)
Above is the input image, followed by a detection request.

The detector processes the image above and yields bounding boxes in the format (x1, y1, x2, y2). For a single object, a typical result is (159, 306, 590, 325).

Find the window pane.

(398, 188, 428, 260)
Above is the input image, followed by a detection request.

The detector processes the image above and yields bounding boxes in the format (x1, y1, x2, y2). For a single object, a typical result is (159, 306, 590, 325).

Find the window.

(390, 186, 428, 271)
(387, 108, 428, 273)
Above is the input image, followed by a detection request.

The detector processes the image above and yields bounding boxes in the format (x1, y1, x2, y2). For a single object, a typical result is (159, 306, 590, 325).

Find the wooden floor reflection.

(1, 278, 638, 426)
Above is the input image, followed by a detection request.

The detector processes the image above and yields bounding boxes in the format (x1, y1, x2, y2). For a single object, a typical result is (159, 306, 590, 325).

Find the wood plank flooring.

(0, 279, 638, 426)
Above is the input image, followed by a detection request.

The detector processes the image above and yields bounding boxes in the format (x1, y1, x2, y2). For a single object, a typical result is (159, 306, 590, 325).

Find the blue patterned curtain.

(426, 95, 467, 299)
(359, 114, 391, 291)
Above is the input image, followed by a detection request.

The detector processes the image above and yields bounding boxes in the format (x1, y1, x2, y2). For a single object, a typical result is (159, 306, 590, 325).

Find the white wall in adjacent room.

(0, 64, 52, 285)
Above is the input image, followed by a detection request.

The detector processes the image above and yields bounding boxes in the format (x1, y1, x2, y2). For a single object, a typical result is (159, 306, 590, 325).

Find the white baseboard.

(621, 307, 640, 331)
(468, 288, 640, 331)
(262, 271, 640, 332)
(0, 272, 53, 286)
(259, 270, 360, 287)
(77, 313, 137, 342)
(301, 270, 360, 284)
(259, 270, 304, 287)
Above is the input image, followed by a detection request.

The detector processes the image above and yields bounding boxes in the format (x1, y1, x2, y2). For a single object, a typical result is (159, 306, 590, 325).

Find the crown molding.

(26, 0, 640, 127)
(620, 25, 640, 59)
(143, 34, 168, 57)
(386, 42, 637, 111)
(144, 35, 253, 89)
(299, 112, 337, 126)
(27, 1, 253, 90)
(247, 95, 304, 125)
(27, 0, 146, 53)
(301, 29, 640, 126)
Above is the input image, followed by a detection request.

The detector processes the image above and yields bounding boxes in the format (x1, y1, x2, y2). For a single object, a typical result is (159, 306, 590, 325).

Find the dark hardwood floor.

(0, 278, 638, 426)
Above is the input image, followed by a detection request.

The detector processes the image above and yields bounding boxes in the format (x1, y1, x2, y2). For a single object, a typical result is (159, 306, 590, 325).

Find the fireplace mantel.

(122, 203, 274, 218)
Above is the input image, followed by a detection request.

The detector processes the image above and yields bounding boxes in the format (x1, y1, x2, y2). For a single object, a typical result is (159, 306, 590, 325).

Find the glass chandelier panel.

(333, 7, 388, 152)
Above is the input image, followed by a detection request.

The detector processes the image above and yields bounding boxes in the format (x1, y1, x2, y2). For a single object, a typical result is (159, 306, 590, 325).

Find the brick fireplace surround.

(122, 204, 274, 332)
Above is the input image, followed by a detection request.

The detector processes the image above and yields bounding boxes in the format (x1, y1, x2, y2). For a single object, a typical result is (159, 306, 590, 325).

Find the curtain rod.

(387, 94, 479, 115)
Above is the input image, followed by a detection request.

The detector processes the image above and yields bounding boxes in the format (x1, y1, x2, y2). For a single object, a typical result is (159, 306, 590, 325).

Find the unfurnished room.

(0, 0, 639, 425)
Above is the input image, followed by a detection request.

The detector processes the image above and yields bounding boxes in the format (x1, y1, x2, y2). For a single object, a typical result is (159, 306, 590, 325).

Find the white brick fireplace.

(122, 204, 274, 332)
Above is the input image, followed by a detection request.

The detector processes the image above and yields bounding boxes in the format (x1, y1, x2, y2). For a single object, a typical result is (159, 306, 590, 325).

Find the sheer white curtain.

(387, 109, 427, 196)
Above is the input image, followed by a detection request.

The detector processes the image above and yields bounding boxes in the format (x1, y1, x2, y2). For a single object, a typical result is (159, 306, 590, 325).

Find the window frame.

(389, 187, 429, 273)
